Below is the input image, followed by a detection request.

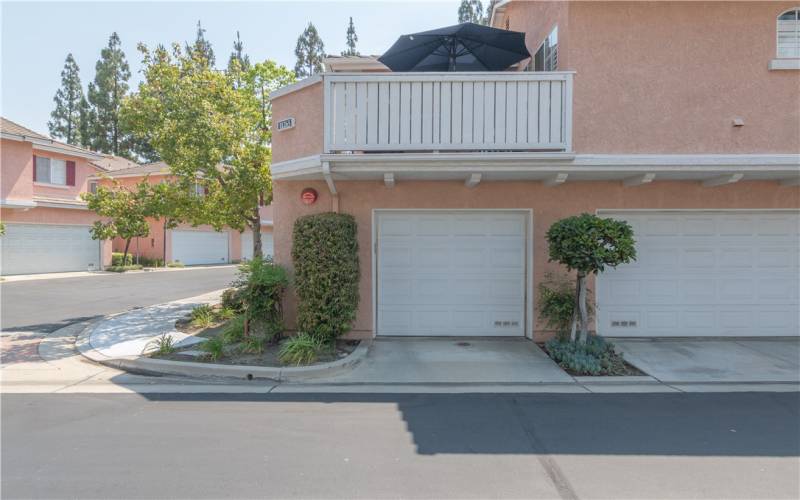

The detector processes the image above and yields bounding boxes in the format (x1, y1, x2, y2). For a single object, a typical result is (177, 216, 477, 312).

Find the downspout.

(322, 161, 339, 213)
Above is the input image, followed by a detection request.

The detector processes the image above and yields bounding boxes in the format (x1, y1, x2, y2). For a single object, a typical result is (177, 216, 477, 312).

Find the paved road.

(0, 267, 237, 333)
(2, 392, 798, 499)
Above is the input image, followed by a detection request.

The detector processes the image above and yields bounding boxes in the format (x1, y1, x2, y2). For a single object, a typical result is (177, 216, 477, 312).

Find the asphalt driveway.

(1, 267, 237, 334)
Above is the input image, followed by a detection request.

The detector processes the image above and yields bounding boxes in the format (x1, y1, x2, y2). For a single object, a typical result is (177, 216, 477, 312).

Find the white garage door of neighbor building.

(598, 211, 800, 337)
(241, 231, 274, 260)
(377, 211, 527, 336)
(1, 223, 100, 275)
(171, 230, 229, 266)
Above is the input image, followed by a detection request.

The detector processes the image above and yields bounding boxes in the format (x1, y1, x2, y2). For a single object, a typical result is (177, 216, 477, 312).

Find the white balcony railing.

(324, 72, 572, 153)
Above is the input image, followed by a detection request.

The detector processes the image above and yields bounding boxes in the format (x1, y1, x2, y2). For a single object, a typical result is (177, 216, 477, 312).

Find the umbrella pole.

(448, 36, 457, 71)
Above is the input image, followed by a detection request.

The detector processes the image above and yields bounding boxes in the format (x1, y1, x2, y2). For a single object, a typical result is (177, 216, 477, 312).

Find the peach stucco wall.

(506, 1, 800, 154)
(1, 139, 34, 201)
(270, 81, 324, 164)
(272, 179, 800, 340)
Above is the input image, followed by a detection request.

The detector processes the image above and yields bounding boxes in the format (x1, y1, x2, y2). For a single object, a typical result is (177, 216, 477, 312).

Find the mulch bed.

(537, 342, 645, 377)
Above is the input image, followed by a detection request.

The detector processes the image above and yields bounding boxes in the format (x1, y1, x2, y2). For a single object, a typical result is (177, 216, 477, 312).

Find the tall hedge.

(292, 212, 360, 340)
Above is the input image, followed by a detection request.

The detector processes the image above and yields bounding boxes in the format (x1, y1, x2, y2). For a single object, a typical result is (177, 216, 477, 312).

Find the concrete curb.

(75, 301, 371, 382)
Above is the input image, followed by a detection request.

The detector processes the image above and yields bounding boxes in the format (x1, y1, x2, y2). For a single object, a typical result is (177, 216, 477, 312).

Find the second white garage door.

(171, 230, 229, 266)
(241, 231, 274, 260)
(376, 211, 527, 336)
(597, 211, 800, 337)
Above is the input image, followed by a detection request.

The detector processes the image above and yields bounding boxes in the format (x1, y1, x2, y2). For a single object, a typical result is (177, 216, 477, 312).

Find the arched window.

(777, 9, 800, 58)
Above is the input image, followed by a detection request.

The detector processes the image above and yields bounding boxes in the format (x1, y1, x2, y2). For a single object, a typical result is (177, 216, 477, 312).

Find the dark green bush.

(537, 272, 594, 341)
(111, 252, 133, 266)
(232, 257, 289, 340)
(138, 256, 164, 267)
(545, 336, 628, 375)
(221, 287, 245, 313)
(292, 212, 360, 341)
(106, 264, 143, 272)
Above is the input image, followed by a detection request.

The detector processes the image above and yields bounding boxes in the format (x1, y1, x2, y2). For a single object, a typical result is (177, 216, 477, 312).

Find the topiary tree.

(292, 212, 360, 342)
(546, 213, 636, 343)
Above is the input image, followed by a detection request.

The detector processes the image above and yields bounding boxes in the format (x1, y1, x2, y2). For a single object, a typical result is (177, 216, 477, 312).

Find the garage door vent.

(494, 321, 520, 327)
(611, 320, 637, 327)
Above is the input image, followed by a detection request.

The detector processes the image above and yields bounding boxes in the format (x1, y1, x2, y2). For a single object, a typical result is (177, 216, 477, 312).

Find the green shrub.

(545, 336, 628, 375)
(106, 264, 143, 272)
(232, 257, 288, 341)
(279, 333, 326, 366)
(538, 273, 594, 341)
(199, 336, 225, 361)
(190, 304, 215, 327)
(138, 256, 164, 267)
(220, 315, 246, 344)
(111, 252, 133, 266)
(143, 333, 176, 356)
(292, 212, 360, 342)
(239, 334, 268, 355)
(216, 306, 236, 321)
(221, 287, 245, 313)
(167, 260, 185, 268)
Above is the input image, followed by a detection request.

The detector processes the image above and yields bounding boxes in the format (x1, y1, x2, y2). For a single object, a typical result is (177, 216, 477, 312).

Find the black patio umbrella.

(378, 22, 531, 72)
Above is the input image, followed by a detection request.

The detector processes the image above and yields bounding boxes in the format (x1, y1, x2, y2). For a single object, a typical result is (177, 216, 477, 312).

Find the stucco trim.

(0, 198, 37, 209)
(269, 75, 322, 100)
(1, 132, 104, 160)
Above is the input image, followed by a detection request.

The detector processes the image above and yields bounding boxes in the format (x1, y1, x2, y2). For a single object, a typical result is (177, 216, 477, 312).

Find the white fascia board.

(33, 200, 90, 210)
(269, 75, 322, 100)
(272, 155, 323, 179)
(260, 219, 274, 226)
(0, 198, 37, 209)
(1, 133, 104, 160)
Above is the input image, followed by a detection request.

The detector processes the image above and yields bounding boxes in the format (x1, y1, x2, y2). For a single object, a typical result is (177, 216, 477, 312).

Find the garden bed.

(148, 304, 359, 367)
(539, 337, 645, 377)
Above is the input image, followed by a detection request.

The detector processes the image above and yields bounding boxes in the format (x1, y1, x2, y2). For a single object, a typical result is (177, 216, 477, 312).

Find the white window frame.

(35, 156, 68, 186)
(528, 26, 558, 72)
(777, 8, 800, 59)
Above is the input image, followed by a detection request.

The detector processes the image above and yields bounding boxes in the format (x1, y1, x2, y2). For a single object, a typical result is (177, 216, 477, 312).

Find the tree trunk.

(578, 273, 589, 343)
(251, 211, 263, 260)
(569, 274, 580, 342)
(122, 238, 131, 267)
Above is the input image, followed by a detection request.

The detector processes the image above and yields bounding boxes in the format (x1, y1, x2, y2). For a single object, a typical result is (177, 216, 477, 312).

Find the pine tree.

(186, 20, 215, 67)
(88, 32, 131, 156)
(77, 96, 94, 149)
(484, 0, 498, 25)
(294, 22, 325, 78)
(48, 54, 85, 145)
(341, 17, 359, 56)
(457, 0, 484, 24)
(227, 31, 251, 88)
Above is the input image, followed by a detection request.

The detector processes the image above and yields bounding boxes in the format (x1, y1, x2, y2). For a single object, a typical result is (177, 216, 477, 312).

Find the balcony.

(323, 72, 573, 154)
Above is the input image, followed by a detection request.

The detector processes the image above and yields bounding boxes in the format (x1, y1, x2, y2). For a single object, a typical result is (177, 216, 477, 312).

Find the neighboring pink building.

(0, 117, 114, 275)
(93, 162, 274, 266)
(269, 1, 800, 340)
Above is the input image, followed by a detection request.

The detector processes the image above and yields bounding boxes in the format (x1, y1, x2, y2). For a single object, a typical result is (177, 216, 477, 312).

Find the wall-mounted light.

(732, 118, 745, 127)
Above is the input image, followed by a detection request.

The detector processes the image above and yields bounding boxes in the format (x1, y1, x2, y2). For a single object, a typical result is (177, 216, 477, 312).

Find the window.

(777, 9, 800, 58)
(191, 182, 206, 197)
(89, 181, 98, 194)
(35, 156, 68, 185)
(528, 26, 558, 71)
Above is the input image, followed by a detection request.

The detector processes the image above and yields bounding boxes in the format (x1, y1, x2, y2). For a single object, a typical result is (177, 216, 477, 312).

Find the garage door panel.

(1, 223, 100, 275)
(377, 211, 526, 336)
(241, 232, 274, 260)
(598, 211, 800, 337)
(172, 230, 228, 266)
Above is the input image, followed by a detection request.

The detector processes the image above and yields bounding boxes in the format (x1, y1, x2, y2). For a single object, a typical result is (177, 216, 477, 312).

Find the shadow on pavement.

(105, 390, 800, 457)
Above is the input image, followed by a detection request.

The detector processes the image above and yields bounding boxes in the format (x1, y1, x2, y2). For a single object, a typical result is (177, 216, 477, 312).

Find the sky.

(1, 0, 461, 136)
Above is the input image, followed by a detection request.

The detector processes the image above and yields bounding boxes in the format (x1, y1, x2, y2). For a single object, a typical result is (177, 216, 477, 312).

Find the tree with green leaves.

(77, 96, 94, 149)
(227, 31, 251, 87)
(294, 22, 325, 78)
(123, 44, 293, 259)
(546, 214, 637, 343)
(187, 20, 215, 68)
(458, 0, 484, 24)
(142, 180, 192, 265)
(484, 0, 498, 25)
(341, 17, 359, 56)
(48, 54, 85, 145)
(88, 32, 131, 156)
(81, 179, 152, 264)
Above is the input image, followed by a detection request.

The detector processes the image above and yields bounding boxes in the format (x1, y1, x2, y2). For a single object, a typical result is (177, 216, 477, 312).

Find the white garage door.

(597, 211, 800, 337)
(1, 223, 100, 275)
(171, 230, 229, 266)
(241, 231, 274, 260)
(377, 211, 527, 336)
